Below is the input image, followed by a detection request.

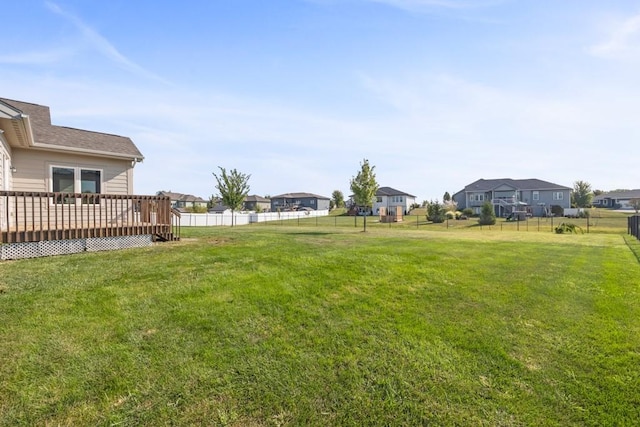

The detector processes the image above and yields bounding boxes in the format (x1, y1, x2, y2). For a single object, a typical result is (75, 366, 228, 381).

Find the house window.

(51, 166, 102, 204)
(532, 191, 539, 201)
(553, 192, 563, 201)
(376, 197, 382, 203)
(469, 193, 484, 202)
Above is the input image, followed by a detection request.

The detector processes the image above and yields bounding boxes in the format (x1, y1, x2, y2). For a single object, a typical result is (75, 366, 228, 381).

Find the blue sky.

(2, 0, 639, 201)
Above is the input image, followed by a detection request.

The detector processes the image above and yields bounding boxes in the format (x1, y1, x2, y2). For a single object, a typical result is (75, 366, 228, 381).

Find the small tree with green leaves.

(212, 167, 251, 227)
(331, 190, 345, 210)
(478, 201, 496, 225)
(443, 192, 451, 202)
(350, 159, 379, 232)
(426, 200, 446, 223)
(630, 198, 640, 213)
(572, 180, 593, 208)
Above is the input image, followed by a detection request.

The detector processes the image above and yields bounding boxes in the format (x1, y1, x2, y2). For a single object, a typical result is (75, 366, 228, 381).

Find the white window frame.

(50, 165, 104, 204)
(469, 193, 484, 202)
(532, 191, 539, 201)
(553, 191, 563, 201)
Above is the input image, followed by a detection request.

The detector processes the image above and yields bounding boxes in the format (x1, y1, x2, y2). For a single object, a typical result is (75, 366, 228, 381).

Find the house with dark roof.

(244, 195, 271, 212)
(593, 189, 640, 209)
(270, 192, 330, 211)
(0, 97, 178, 258)
(1, 98, 143, 195)
(157, 191, 207, 211)
(373, 187, 417, 216)
(453, 178, 571, 217)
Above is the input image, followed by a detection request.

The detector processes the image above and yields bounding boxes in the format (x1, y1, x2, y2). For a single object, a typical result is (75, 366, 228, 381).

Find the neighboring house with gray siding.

(453, 178, 571, 217)
(593, 189, 640, 209)
(270, 192, 330, 211)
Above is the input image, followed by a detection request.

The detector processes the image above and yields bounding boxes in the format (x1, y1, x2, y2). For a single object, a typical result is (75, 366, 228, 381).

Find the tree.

(212, 167, 251, 227)
(331, 190, 345, 210)
(443, 191, 451, 202)
(478, 201, 496, 225)
(350, 159, 379, 232)
(426, 200, 446, 223)
(572, 180, 593, 208)
(630, 199, 640, 213)
(207, 194, 219, 210)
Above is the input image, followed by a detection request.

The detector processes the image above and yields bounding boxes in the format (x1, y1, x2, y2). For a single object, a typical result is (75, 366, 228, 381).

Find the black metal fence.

(629, 216, 640, 240)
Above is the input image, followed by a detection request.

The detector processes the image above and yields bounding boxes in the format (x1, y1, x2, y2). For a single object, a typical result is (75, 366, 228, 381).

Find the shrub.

(462, 208, 474, 217)
(555, 223, 584, 234)
(478, 202, 496, 225)
(426, 200, 446, 223)
(185, 205, 208, 213)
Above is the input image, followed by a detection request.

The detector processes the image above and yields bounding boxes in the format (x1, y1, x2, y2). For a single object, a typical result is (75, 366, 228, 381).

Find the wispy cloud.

(589, 12, 640, 60)
(0, 48, 74, 65)
(44, 1, 170, 84)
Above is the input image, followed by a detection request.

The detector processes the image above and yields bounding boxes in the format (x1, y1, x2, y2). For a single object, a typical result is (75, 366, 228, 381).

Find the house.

(373, 187, 417, 216)
(157, 191, 207, 211)
(453, 178, 571, 217)
(208, 203, 232, 214)
(0, 97, 178, 259)
(593, 190, 640, 209)
(244, 195, 271, 212)
(270, 192, 330, 211)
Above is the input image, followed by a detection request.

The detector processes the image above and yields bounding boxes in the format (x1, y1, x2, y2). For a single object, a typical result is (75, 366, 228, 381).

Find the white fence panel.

(179, 210, 329, 227)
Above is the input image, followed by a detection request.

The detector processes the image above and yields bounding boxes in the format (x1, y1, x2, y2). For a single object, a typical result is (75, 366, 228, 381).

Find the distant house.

(157, 191, 207, 210)
(593, 190, 640, 209)
(208, 202, 232, 214)
(453, 178, 571, 217)
(373, 187, 417, 216)
(244, 195, 271, 212)
(270, 192, 330, 211)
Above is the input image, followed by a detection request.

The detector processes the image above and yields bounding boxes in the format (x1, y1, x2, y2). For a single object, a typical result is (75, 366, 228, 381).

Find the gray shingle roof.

(157, 191, 206, 203)
(463, 178, 571, 192)
(376, 186, 416, 198)
(245, 195, 270, 202)
(272, 192, 330, 200)
(0, 98, 143, 159)
(594, 189, 640, 200)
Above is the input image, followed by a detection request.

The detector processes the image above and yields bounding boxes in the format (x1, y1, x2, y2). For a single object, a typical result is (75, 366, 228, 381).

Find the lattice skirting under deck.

(1, 235, 153, 260)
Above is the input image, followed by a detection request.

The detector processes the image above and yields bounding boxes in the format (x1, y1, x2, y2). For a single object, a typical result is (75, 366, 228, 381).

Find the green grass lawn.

(1, 226, 639, 426)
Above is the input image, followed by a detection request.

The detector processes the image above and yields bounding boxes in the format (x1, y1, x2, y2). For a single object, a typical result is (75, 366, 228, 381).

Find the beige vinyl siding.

(10, 148, 132, 195)
(0, 134, 11, 191)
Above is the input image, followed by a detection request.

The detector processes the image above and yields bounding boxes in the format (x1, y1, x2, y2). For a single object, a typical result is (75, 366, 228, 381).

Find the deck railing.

(0, 191, 180, 244)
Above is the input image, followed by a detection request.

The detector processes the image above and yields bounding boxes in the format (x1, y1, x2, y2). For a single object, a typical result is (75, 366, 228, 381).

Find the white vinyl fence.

(178, 210, 330, 227)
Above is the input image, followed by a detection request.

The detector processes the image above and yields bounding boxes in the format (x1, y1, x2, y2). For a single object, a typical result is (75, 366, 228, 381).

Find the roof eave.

(30, 142, 144, 162)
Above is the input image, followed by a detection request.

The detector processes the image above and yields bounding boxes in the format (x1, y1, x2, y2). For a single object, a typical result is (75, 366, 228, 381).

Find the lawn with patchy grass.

(1, 227, 639, 425)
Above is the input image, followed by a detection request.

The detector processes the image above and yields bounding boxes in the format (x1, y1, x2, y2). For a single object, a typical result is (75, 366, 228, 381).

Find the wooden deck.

(1, 191, 180, 244)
